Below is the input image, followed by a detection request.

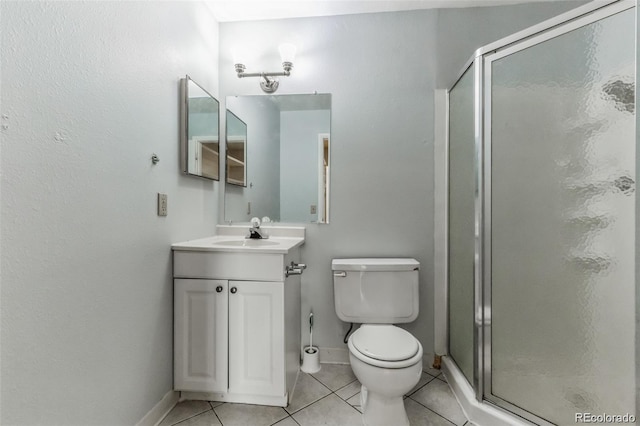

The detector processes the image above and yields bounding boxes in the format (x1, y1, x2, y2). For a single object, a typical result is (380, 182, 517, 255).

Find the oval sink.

(214, 239, 280, 247)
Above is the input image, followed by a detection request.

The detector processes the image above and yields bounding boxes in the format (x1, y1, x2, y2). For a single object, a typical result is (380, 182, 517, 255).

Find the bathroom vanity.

(171, 226, 304, 406)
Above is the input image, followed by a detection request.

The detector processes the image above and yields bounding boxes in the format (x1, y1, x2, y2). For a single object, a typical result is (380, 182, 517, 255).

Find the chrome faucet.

(247, 217, 269, 239)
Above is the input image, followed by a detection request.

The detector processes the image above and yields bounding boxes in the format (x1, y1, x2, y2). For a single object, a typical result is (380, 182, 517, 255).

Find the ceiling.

(206, 0, 559, 22)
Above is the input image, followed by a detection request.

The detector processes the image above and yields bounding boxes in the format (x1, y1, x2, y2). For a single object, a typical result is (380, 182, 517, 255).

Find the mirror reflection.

(225, 94, 331, 223)
(226, 110, 247, 187)
(180, 76, 220, 180)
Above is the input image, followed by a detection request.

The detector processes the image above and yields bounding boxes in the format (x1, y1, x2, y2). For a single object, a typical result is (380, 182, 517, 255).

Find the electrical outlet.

(310, 204, 317, 214)
(158, 193, 168, 216)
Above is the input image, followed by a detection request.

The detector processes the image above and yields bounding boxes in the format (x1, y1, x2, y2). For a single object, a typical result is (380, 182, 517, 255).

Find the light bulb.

(278, 43, 297, 64)
(231, 46, 247, 66)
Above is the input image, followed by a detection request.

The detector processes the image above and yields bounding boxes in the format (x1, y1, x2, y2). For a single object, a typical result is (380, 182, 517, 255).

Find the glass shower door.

(486, 5, 635, 424)
(448, 63, 476, 387)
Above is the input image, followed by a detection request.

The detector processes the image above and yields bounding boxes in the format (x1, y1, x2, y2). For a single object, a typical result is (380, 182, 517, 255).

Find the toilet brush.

(309, 312, 313, 349)
(301, 311, 320, 373)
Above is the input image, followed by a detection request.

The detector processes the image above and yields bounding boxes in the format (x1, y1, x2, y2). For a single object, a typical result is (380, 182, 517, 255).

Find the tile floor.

(160, 364, 472, 426)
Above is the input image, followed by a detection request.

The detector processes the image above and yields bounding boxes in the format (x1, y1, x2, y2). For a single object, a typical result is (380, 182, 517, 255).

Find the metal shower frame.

(445, 1, 636, 424)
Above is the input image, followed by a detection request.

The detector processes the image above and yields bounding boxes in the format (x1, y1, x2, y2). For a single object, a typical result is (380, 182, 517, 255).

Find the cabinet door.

(228, 281, 285, 397)
(174, 279, 228, 393)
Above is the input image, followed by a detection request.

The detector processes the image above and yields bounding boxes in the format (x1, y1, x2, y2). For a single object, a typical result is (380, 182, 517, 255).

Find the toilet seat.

(348, 325, 423, 369)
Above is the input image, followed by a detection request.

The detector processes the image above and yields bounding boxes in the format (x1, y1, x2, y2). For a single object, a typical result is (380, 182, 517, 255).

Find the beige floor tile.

(424, 366, 444, 378)
(345, 392, 363, 413)
(214, 403, 288, 426)
(407, 371, 437, 396)
(409, 380, 467, 426)
(159, 400, 212, 426)
(405, 398, 455, 426)
(292, 394, 362, 426)
(285, 372, 332, 414)
(209, 401, 224, 409)
(272, 417, 299, 426)
(311, 364, 356, 391)
(335, 379, 361, 401)
(173, 410, 221, 426)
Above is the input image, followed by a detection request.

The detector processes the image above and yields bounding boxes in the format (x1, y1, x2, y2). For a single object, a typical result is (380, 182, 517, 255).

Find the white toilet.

(332, 258, 423, 426)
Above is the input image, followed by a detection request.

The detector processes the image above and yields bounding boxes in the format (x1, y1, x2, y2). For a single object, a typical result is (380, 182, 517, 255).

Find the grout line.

(267, 409, 291, 426)
(334, 379, 359, 400)
(306, 372, 334, 392)
(290, 391, 337, 416)
(407, 396, 458, 426)
(284, 384, 333, 415)
(407, 374, 437, 397)
(424, 370, 442, 379)
(211, 405, 224, 426)
(168, 406, 213, 426)
(171, 408, 214, 426)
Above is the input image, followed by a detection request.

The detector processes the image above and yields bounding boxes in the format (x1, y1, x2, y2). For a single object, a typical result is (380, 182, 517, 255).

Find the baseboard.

(319, 347, 349, 364)
(136, 389, 179, 426)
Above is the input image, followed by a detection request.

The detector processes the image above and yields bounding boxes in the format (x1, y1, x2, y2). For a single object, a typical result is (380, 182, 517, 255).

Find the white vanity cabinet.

(172, 231, 303, 407)
(174, 279, 228, 393)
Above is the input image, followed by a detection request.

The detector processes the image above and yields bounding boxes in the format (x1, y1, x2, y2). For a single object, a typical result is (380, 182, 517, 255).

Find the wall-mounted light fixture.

(233, 43, 297, 93)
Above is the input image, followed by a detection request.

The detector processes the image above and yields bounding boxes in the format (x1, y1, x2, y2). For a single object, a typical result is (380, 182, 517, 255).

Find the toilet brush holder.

(301, 346, 320, 374)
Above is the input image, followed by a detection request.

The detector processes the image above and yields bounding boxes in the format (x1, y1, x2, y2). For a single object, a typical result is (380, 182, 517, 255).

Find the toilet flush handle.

(333, 271, 346, 278)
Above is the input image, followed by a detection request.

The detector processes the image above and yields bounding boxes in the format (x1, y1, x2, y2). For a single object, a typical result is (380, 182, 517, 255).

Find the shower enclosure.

(446, 1, 636, 424)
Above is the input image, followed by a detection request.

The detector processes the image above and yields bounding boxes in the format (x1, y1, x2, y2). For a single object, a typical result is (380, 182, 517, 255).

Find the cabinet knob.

(230, 287, 237, 294)
(216, 286, 223, 293)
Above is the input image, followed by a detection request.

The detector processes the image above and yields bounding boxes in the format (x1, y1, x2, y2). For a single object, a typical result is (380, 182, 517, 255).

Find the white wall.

(0, 1, 219, 424)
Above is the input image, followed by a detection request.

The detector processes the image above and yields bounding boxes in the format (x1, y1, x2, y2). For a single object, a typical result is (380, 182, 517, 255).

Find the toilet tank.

(332, 258, 419, 324)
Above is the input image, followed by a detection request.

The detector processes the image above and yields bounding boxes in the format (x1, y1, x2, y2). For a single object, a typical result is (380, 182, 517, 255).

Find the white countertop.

(172, 225, 305, 254)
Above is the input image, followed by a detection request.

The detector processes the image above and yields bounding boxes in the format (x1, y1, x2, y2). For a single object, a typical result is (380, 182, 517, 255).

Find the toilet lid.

(351, 325, 419, 362)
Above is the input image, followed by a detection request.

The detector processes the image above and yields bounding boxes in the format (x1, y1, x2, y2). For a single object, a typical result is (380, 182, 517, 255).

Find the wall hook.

(151, 154, 160, 165)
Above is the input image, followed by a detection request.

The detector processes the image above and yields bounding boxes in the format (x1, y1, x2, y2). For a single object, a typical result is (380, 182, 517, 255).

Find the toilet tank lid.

(332, 258, 419, 272)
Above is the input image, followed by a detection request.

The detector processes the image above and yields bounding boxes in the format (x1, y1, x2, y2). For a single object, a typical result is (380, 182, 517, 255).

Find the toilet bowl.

(332, 258, 422, 426)
(347, 325, 423, 426)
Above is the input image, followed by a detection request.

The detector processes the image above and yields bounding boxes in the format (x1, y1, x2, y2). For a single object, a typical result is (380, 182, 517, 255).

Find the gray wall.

(280, 109, 330, 222)
(220, 10, 439, 356)
(225, 96, 281, 221)
(220, 1, 592, 359)
(436, 1, 588, 88)
(0, 1, 219, 424)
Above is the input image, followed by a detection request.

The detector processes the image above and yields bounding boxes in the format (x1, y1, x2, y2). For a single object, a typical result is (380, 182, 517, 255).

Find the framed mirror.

(180, 75, 220, 180)
(224, 94, 331, 223)
(225, 110, 247, 187)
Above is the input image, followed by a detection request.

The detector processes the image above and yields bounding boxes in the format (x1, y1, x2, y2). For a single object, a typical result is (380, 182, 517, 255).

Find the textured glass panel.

(448, 64, 475, 385)
(491, 9, 635, 424)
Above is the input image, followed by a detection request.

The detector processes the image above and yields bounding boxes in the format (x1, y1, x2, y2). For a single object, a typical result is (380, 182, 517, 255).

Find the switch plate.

(158, 193, 168, 216)
(310, 204, 317, 214)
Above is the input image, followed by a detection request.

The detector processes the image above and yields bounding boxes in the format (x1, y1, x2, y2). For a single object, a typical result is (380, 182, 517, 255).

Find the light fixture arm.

(233, 55, 294, 93)
(235, 69, 291, 79)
